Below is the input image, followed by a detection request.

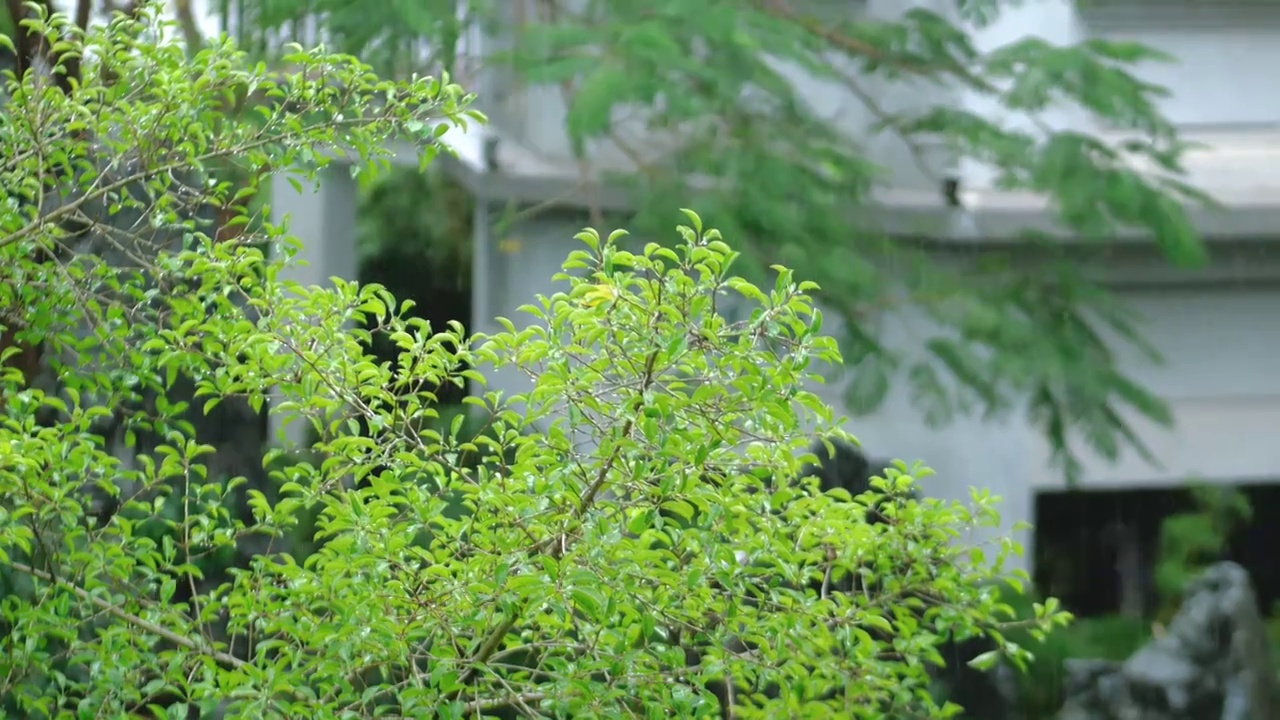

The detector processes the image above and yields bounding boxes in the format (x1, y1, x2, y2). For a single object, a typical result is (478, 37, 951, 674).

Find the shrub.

(0, 5, 1069, 718)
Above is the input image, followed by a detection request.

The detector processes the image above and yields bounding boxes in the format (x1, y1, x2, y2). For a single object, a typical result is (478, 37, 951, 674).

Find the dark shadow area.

(1034, 481, 1280, 619)
(357, 245, 473, 406)
(1228, 483, 1280, 614)
(354, 167, 475, 407)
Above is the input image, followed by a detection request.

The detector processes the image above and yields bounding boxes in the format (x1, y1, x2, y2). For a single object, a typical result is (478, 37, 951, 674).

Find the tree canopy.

(0, 7, 1071, 717)
(187, 0, 1209, 484)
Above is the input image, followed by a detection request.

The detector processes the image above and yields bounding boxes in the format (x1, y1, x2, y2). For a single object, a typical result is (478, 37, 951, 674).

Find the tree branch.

(8, 560, 247, 669)
(4, 0, 84, 95)
(6, 0, 41, 79)
(752, 0, 999, 94)
(172, 0, 203, 56)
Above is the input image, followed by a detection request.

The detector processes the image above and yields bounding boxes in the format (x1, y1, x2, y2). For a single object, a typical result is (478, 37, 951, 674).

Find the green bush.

(1154, 483, 1252, 621)
(940, 585, 1149, 720)
(0, 5, 1070, 718)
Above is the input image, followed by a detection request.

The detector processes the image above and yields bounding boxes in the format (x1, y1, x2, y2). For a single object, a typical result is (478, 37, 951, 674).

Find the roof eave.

(424, 126, 1280, 245)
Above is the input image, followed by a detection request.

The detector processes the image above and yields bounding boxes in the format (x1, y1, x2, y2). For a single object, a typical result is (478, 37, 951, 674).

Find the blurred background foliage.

(211, 0, 1214, 486)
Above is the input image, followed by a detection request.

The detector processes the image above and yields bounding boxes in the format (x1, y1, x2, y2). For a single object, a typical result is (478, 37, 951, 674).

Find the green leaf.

(967, 649, 1002, 671)
(565, 61, 628, 143)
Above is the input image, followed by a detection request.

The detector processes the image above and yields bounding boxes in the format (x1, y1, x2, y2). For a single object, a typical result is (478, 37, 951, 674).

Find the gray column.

(469, 200, 494, 340)
(267, 164, 359, 449)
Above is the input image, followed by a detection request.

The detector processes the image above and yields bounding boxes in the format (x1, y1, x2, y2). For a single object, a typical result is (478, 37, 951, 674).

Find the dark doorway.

(1033, 482, 1280, 619)
(355, 167, 475, 408)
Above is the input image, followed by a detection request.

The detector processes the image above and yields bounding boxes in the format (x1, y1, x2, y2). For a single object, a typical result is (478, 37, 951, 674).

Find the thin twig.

(8, 560, 247, 669)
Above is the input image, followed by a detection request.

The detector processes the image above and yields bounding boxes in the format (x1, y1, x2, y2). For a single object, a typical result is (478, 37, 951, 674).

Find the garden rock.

(1058, 561, 1273, 720)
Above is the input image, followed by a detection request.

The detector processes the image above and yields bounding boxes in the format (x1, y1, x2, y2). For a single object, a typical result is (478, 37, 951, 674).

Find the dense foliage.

(215, 0, 1210, 483)
(0, 7, 1073, 718)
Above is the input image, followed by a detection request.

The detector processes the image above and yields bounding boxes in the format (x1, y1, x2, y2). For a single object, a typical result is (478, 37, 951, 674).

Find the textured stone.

(1058, 561, 1274, 720)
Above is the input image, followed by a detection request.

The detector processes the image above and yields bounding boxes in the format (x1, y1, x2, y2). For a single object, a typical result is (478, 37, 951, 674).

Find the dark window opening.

(355, 169, 475, 408)
(1033, 482, 1280, 619)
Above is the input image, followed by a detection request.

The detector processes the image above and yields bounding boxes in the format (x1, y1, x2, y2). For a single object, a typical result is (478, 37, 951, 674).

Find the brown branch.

(172, 0, 203, 56)
(460, 692, 548, 716)
(94, 0, 143, 86)
(1, 109, 410, 253)
(51, 0, 91, 89)
(8, 560, 247, 669)
(4, 0, 83, 95)
(0, 319, 44, 412)
(6, 0, 41, 79)
(100, 0, 141, 16)
(752, 0, 999, 94)
(71, 0, 89, 36)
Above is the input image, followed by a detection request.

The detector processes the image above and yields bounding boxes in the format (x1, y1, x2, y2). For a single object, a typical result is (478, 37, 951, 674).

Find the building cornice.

(1078, 0, 1280, 30)
(314, 122, 1280, 289)
(426, 123, 1280, 244)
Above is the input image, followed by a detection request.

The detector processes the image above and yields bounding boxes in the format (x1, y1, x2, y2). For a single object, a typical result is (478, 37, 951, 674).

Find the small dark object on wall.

(482, 134, 501, 173)
(943, 176, 963, 209)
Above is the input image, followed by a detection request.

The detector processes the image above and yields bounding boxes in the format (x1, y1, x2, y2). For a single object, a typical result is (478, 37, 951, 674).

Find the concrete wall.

(1025, 286, 1280, 490)
(1077, 1, 1280, 128)
(266, 166, 360, 447)
(958, 0, 1280, 192)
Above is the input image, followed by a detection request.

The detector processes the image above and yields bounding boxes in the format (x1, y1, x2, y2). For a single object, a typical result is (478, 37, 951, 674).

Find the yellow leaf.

(581, 283, 617, 308)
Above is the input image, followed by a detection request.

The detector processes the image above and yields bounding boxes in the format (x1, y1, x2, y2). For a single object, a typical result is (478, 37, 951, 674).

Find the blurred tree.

(9, 0, 1208, 483)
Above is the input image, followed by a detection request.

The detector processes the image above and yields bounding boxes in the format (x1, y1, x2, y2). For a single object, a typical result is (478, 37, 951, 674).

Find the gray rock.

(1058, 561, 1274, 720)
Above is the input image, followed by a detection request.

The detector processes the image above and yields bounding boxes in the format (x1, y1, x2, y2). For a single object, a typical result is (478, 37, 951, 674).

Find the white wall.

(482, 0, 1280, 212)
(958, 0, 1280, 195)
(192, 0, 1280, 208)
(1026, 287, 1280, 490)
(803, 301, 1042, 573)
(1078, 2, 1280, 127)
(266, 167, 360, 448)
(956, 0, 1089, 193)
(832, 285, 1280, 571)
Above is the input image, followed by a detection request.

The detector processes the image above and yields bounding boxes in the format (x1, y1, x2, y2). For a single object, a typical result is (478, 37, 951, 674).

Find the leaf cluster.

(1, 8, 1071, 719)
